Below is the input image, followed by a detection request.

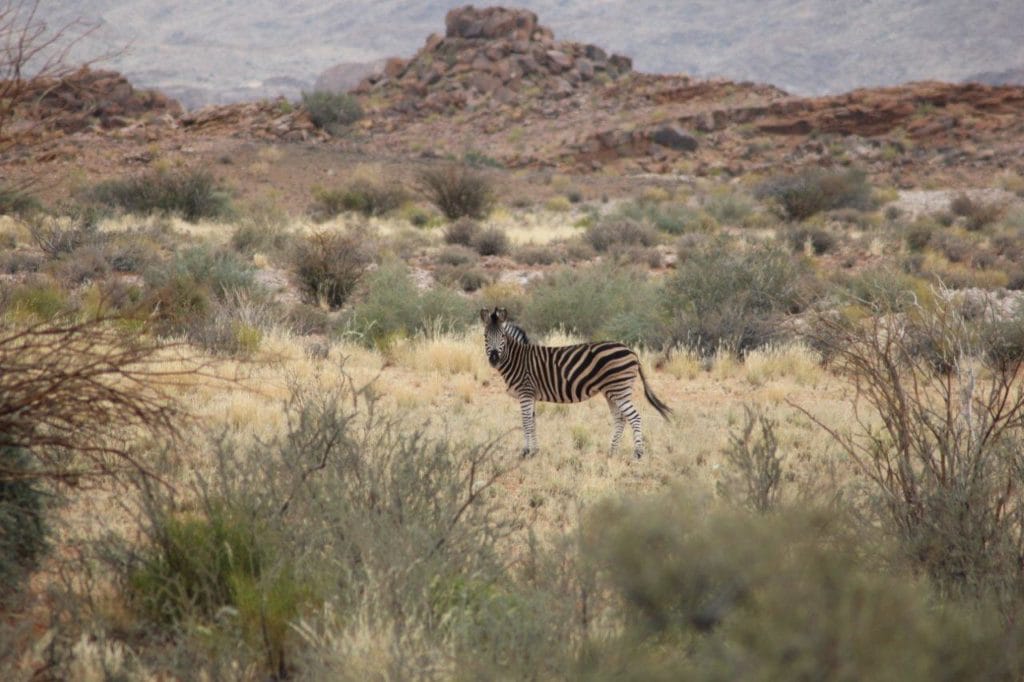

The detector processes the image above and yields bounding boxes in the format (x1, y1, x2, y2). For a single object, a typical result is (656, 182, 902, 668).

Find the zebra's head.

(480, 307, 509, 367)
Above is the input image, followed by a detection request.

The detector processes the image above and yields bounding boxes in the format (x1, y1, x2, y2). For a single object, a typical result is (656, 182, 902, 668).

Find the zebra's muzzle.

(488, 350, 500, 366)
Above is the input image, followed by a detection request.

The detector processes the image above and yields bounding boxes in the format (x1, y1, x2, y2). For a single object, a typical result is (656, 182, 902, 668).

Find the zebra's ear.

(496, 308, 508, 323)
(479, 308, 490, 324)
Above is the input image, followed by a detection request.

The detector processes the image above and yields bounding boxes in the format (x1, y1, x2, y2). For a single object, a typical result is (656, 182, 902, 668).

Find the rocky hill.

(4, 6, 1024, 198)
(37, 1, 1024, 108)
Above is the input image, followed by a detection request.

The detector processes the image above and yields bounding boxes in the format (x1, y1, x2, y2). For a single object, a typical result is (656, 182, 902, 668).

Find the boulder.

(651, 124, 699, 151)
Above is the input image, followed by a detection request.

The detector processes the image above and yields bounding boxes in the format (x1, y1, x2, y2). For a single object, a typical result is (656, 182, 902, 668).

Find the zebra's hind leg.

(611, 393, 644, 459)
(518, 395, 539, 457)
(606, 395, 626, 455)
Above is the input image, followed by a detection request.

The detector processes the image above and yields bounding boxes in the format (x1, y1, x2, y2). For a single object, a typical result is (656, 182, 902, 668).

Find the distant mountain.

(40, 1, 1024, 108)
(965, 67, 1024, 86)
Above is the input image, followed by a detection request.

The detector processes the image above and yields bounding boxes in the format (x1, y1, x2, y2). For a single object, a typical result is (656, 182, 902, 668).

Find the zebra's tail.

(638, 364, 672, 420)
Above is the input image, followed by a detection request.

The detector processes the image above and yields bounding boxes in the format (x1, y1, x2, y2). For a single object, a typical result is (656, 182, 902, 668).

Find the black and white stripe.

(481, 308, 671, 458)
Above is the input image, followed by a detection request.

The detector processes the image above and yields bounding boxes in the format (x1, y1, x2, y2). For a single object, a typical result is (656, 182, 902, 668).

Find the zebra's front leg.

(606, 395, 626, 455)
(518, 395, 538, 457)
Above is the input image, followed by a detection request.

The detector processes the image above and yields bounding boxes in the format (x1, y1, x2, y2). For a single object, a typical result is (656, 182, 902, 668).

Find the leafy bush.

(584, 218, 660, 252)
(291, 231, 376, 309)
(523, 265, 667, 347)
(89, 168, 232, 222)
(443, 217, 481, 246)
(301, 90, 363, 132)
(514, 243, 562, 266)
(230, 201, 292, 255)
(787, 226, 837, 255)
(614, 198, 714, 235)
(703, 189, 756, 225)
(665, 241, 813, 353)
(756, 168, 874, 221)
(417, 165, 494, 220)
(345, 262, 475, 346)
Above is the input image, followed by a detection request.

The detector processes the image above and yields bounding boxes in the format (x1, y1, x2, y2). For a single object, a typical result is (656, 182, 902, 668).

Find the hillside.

(40, 0, 1024, 107)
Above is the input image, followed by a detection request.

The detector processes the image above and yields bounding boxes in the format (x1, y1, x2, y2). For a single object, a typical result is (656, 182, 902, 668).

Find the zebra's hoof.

(519, 447, 536, 459)
(633, 450, 644, 460)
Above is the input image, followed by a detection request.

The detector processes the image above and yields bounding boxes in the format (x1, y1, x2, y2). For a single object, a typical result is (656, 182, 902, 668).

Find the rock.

(384, 57, 407, 79)
(545, 50, 574, 72)
(609, 54, 633, 73)
(651, 124, 699, 151)
(577, 58, 595, 81)
(470, 72, 502, 94)
(424, 33, 444, 52)
(550, 77, 575, 99)
(446, 6, 538, 40)
(584, 44, 607, 62)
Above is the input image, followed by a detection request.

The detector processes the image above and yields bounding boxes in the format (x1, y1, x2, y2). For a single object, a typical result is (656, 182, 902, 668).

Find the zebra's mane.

(502, 321, 531, 345)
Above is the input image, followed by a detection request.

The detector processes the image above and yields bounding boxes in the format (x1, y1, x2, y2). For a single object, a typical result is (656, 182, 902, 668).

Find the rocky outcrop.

(14, 67, 182, 134)
(354, 5, 634, 116)
(180, 98, 327, 142)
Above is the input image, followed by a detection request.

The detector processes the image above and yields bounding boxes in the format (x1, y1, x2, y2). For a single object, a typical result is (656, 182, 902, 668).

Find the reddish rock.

(545, 50, 574, 73)
(384, 57, 407, 79)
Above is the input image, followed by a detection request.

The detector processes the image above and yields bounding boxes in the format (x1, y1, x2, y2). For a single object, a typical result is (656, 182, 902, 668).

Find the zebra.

(480, 307, 671, 459)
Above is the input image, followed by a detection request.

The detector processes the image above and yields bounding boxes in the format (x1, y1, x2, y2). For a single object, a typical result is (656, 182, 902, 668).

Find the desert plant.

(312, 177, 406, 219)
(0, 446, 47, 599)
(787, 226, 837, 255)
(291, 230, 376, 309)
(436, 244, 478, 267)
(514, 243, 563, 266)
(25, 207, 102, 259)
(584, 217, 660, 252)
(417, 165, 494, 220)
(524, 265, 667, 348)
(950, 193, 1005, 231)
(800, 292, 1024, 604)
(89, 168, 232, 221)
(717, 405, 784, 513)
(0, 183, 40, 216)
(443, 217, 481, 247)
(756, 168, 874, 221)
(665, 241, 813, 354)
(301, 90, 363, 133)
(345, 261, 475, 346)
(472, 226, 509, 256)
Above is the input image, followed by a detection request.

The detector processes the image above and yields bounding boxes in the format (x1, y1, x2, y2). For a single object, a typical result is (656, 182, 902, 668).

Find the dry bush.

(0, 318, 194, 482)
(291, 230, 376, 309)
(584, 217, 659, 252)
(801, 293, 1024, 603)
(442, 217, 480, 247)
(88, 168, 232, 222)
(472, 226, 509, 256)
(416, 165, 494, 220)
(950, 193, 1005, 231)
(717, 405, 784, 513)
(311, 177, 406, 220)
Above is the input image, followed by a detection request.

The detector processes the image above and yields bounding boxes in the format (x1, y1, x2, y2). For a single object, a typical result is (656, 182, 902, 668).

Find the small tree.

(416, 165, 494, 220)
(798, 291, 1024, 602)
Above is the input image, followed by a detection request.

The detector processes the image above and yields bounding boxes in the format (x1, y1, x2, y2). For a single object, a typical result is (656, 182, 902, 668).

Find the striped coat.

(481, 308, 671, 458)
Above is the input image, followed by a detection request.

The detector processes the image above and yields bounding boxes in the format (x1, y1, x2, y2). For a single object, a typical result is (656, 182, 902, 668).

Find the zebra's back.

(528, 342, 639, 403)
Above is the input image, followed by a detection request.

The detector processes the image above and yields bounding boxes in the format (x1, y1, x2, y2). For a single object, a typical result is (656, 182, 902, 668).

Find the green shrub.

(472, 226, 509, 256)
(25, 207, 102, 259)
(436, 264, 490, 292)
(755, 168, 874, 221)
(584, 218, 659, 252)
(524, 265, 667, 347)
(0, 447, 47, 598)
(614, 198, 712, 235)
(417, 165, 494, 220)
(89, 168, 232, 222)
(0, 184, 41, 217)
(905, 218, 938, 252)
(301, 90, 363, 133)
(346, 261, 475, 346)
(230, 201, 291, 254)
(292, 231, 376, 309)
(4, 277, 71, 321)
(703, 190, 756, 226)
(582, 495, 1024, 680)
(665, 241, 812, 353)
(312, 178, 406, 219)
(717, 406, 784, 513)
